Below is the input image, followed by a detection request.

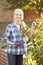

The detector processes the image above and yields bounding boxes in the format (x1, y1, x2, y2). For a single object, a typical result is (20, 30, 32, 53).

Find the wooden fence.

(0, 49, 8, 65)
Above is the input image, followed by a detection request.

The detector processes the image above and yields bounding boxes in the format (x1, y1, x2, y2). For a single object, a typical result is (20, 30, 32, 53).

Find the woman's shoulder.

(6, 22, 17, 30)
(7, 22, 13, 27)
(6, 22, 14, 28)
(5, 22, 14, 30)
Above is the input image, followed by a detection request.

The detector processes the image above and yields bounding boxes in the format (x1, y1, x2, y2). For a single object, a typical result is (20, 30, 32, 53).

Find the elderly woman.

(3, 9, 27, 65)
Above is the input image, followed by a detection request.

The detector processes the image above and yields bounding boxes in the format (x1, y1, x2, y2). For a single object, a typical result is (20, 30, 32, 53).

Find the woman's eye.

(20, 14, 22, 16)
(16, 14, 18, 15)
(16, 14, 22, 16)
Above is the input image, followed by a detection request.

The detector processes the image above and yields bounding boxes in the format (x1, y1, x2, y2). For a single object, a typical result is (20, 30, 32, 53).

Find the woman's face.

(14, 12, 23, 20)
(13, 10, 24, 25)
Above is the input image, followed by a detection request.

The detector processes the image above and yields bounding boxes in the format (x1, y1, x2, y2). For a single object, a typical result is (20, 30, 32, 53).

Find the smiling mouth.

(16, 17, 21, 19)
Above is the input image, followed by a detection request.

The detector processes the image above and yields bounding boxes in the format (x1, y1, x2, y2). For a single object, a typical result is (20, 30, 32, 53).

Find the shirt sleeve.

(3, 25, 11, 43)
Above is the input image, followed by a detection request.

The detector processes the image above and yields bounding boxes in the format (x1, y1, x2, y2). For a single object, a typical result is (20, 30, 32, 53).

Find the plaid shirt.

(3, 22, 27, 55)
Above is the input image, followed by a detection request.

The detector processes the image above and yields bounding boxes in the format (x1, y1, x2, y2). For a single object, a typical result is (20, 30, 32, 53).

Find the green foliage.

(23, 18, 43, 65)
(27, 18, 43, 65)
(6, 0, 43, 14)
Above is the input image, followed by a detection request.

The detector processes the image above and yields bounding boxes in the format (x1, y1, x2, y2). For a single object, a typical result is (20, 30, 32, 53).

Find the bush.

(23, 18, 43, 65)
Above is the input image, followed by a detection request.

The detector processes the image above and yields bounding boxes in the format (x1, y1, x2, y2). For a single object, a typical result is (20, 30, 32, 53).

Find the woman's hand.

(6, 41, 21, 47)
(6, 41, 14, 45)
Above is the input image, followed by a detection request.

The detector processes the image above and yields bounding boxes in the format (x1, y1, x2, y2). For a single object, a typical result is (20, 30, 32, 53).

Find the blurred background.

(0, 0, 43, 38)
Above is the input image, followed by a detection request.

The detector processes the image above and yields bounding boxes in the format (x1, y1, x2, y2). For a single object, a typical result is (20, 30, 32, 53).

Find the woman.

(3, 9, 27, 65)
